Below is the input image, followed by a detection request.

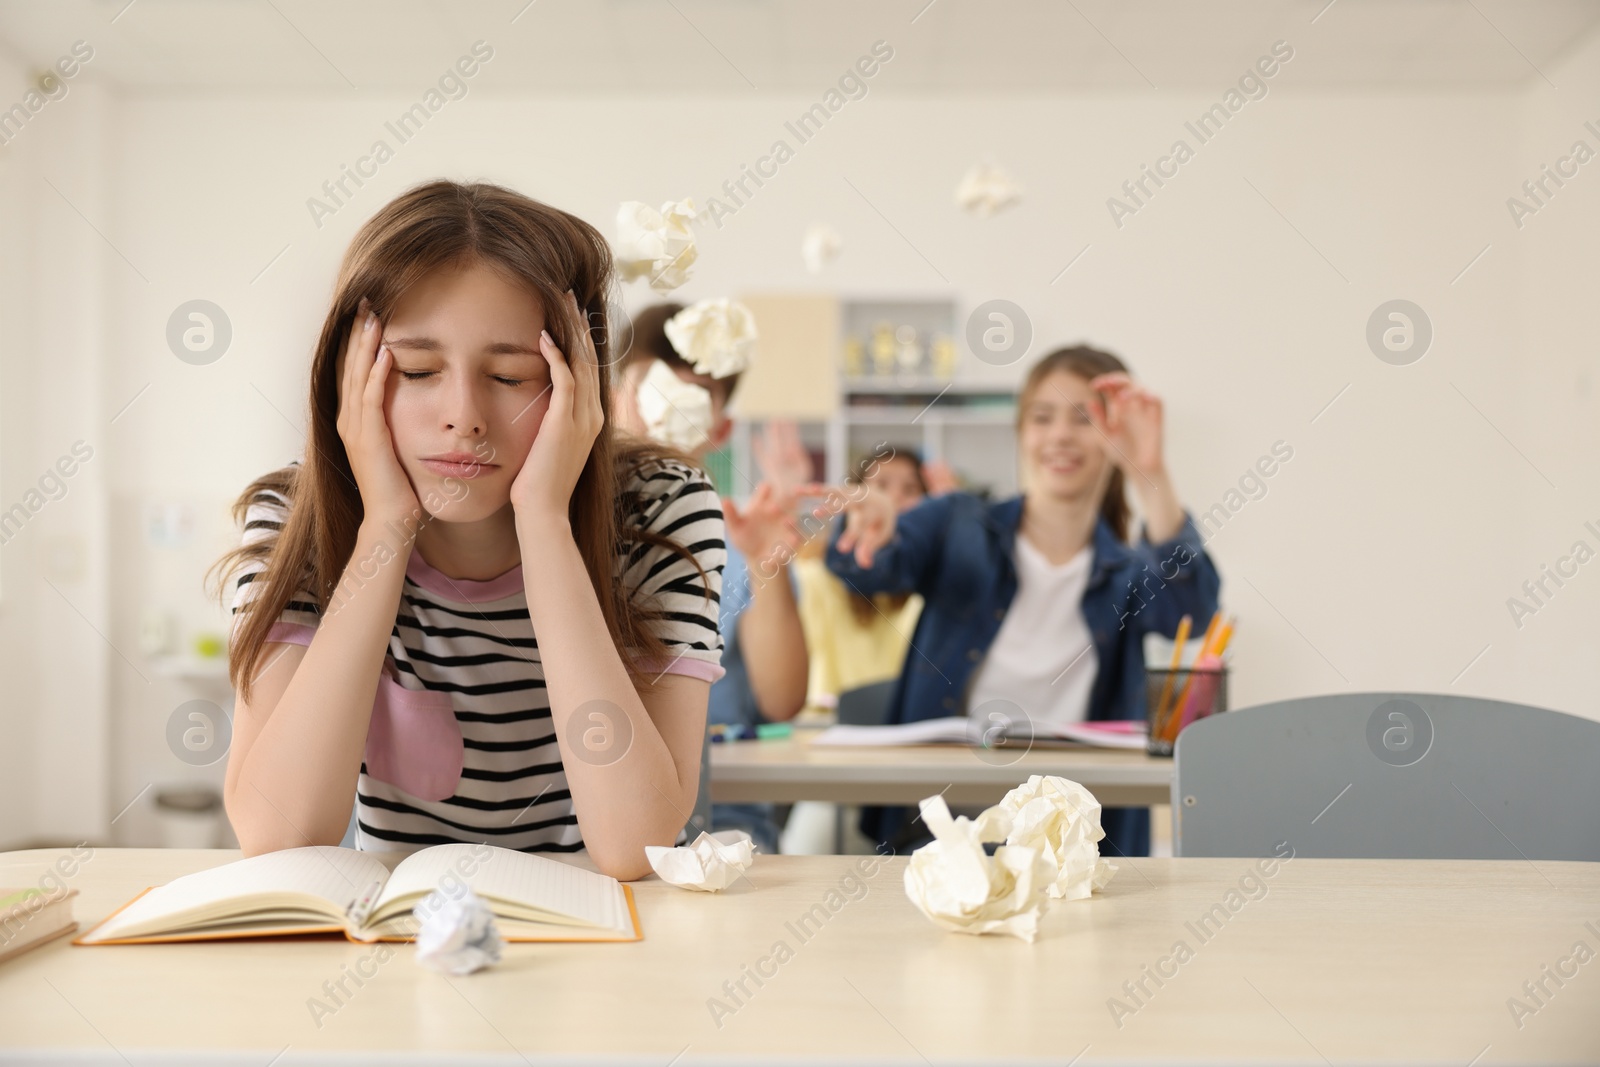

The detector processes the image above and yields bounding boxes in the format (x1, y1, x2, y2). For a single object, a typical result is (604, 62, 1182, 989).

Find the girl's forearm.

(737, 566, 808, 721)
(516, 514, 693, 875)
(228, 522, 414, 854)
(1133, 469, 1186, 544)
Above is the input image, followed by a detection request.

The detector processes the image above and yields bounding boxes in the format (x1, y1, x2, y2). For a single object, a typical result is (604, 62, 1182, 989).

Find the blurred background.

(0, 0, 1596, 851)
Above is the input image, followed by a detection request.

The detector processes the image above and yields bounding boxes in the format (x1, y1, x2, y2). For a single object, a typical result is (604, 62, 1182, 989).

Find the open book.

(810, 716, 1148, 751)
(73, 843, 640, 946)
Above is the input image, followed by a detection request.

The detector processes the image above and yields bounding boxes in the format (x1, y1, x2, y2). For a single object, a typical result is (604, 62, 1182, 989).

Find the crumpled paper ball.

(955, 162, 1021, 217)
(615, 199, 698, 291)
(801, 224, 843, 274)
(995, 775, 1118, 900)
(414, 885, 504, 975)
(904, 795, 1051, 942)
(636, 358, 715, 450)
(645, 829, 756, 892)
(663, 298, 757, 380)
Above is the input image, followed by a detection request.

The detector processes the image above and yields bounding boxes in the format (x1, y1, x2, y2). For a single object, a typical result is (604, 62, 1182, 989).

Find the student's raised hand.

(753, 419, 814, 493)
(1087, 372, 1167, 480)
(922, 458, 960, 496)
(336, 297, 422, 530)
(510, 289, 605, 528)
(835, 483, 898, 568)
(722, 482, 802, 570)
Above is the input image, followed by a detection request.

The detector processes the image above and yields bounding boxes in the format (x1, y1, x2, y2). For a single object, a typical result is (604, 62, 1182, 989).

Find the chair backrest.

(1173, 692, 1600, 860)
(836, 680, 895, 726)
(688, 725, 712, 841)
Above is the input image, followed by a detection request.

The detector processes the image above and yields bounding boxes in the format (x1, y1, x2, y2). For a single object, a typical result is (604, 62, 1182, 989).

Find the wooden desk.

(4, 847, 1595, 1064)
(710, 728, 1173, 807)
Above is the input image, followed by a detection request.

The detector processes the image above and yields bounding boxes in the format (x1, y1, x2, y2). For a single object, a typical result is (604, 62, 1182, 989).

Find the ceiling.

(0, 0, 1594, 94)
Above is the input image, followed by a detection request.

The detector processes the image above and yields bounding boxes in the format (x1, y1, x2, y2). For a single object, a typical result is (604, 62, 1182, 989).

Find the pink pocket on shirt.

(364, 674, 463, 802)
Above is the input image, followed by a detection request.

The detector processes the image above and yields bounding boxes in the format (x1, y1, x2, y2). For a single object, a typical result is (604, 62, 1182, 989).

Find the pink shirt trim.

(405, 549, 524, 603)
(266, 622, 315, 646)
(633, 656, 725, 684)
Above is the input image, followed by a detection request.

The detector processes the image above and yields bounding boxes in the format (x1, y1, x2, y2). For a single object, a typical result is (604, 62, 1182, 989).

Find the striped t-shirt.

(229, 456, 726, 855)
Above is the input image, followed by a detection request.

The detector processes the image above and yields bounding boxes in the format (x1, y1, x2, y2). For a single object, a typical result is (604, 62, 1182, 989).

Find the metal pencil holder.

(1145, 665, 1230, 757)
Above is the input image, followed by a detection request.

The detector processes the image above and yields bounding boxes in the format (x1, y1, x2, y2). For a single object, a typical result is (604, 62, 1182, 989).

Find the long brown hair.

(209, 180, 707, 703)
(1017, 345, 1131, 543)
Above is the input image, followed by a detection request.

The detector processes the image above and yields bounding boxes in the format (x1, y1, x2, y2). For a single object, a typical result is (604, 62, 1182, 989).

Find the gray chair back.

(689, 726, 712, 841)
(1173, 692, 1600, 860)
(837, 680, 895, 726)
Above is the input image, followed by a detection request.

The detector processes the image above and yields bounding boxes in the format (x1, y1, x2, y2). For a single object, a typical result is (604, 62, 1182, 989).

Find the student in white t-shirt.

(210, 181, 724, 881)
(826, 345, 1221, 857)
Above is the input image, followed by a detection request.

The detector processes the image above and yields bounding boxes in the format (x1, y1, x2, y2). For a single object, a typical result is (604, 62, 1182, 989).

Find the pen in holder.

(1145, 662, 1230, 757)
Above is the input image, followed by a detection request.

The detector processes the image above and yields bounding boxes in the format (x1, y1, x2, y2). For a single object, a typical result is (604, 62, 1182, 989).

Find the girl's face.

(867, 454, 925, 513)
(380, 260, 553, 522)
(1018, 369, 1113, 502)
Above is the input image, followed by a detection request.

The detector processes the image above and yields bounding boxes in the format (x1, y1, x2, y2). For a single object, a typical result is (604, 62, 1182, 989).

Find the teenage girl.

(827, 345, 1221, 858)
(213, 181, 725, 880)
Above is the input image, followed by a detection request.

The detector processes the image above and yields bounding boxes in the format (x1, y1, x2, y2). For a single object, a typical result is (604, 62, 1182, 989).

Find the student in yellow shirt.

(796, 449, 946, 708)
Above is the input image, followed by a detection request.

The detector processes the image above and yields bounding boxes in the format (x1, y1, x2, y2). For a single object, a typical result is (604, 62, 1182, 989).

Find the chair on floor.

(1172, 691, 1600, 860)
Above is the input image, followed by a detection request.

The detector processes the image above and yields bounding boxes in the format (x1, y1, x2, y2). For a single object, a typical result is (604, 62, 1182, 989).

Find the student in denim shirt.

(826, 345, 1221, 859)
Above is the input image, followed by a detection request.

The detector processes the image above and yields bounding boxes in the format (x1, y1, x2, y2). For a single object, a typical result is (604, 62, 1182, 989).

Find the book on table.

(1, 885, 80, 964)
(809, 716, 1148, 751)
(72, 843, 640, 946)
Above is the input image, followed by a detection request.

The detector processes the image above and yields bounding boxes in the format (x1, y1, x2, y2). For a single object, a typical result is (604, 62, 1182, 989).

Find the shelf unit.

(721, 297, 1019, 499)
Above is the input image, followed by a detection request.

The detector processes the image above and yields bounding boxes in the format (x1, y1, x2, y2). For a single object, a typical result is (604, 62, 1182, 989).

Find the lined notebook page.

(378, 844, 624, 931)
(85, 847, 390, 940)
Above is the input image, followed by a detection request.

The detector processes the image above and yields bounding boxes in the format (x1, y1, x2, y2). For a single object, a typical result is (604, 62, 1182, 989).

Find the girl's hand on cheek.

(510, 290, 605, 531)
(336, 298, 423, 529)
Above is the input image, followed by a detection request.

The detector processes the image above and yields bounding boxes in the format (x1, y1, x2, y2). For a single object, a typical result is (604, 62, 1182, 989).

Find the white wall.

(4, 39, 1598, 845)
(0, 67, 112, 849)
(1508, 30, 1600, 716)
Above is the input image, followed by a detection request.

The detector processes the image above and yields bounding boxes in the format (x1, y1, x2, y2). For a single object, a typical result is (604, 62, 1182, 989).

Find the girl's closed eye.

(396, 368, 534, 387)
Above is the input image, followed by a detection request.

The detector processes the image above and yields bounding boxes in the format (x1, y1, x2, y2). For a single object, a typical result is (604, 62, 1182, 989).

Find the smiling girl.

(827, 345, 1221, 858)
(212, 181, 725, 880)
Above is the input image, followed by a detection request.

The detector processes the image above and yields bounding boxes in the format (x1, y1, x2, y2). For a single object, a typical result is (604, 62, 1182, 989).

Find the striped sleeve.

(229, 488, 322, 648)
(617, 458, 727, 683)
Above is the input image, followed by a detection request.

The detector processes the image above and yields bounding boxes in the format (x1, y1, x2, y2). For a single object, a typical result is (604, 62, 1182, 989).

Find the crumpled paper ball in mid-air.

(413, 885, 504, 975)
(955, 162, 1021, 217)
(801, 224, 843, 274)
(903, 795, 1051, 942)
(615, 199, 698, 291)
(636, 358, 716, 451)
(645, 829, 756, 892)
(995, 775, 1117, 900)
(664, 297, 757, 380)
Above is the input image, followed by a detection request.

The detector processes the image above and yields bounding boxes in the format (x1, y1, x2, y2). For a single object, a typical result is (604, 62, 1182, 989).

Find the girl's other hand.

(1087, 371, 1167, 480)
(511, 290, 604, 528)
(835, 483, 898, 568)
(336, 298, 422, 530)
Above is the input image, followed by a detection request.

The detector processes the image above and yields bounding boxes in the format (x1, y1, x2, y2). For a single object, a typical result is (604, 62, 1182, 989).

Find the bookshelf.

(719, 296, 1018, 500)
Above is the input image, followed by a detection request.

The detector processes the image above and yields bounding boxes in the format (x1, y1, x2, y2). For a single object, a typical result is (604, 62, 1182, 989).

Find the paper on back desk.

(809, 718, 1147, 749)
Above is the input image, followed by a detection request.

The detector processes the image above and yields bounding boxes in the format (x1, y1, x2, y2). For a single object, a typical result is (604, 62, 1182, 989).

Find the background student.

(615, 311, 815, 853)
(215, 181, 724, 880)
(796, 449, 954, 708)
(826, 345, 1221, 858)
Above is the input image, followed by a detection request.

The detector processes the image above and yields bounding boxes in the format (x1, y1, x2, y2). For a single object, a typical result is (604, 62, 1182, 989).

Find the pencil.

(1163, 611, 1222, 743)
(1153, 615, 1192, 735)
